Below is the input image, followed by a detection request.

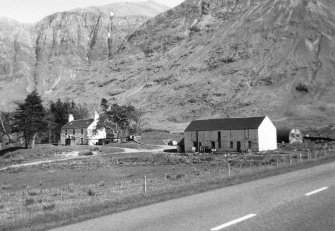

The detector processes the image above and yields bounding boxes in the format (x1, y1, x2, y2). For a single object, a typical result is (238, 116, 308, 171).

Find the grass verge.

(3, 154, 335, 231)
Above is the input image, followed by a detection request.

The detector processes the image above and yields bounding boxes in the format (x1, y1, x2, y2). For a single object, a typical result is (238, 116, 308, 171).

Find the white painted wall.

(87, 119, 106, 146)
(258, 116, 277, 151)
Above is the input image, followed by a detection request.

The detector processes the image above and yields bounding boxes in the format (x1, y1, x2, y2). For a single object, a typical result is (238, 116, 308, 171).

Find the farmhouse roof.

(185, 116, 266, 132)
(62, 119, 94, 129)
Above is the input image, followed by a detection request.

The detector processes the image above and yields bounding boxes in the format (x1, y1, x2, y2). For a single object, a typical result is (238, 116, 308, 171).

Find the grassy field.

(1, 139, 335, 230)
(0, 144, 125, 169)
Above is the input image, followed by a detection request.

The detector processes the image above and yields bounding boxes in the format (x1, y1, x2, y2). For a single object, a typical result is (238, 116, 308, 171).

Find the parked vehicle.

(200, 146, 216, 153)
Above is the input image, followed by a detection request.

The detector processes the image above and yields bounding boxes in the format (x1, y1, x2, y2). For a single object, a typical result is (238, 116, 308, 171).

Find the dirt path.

(0, 145, 173, 172)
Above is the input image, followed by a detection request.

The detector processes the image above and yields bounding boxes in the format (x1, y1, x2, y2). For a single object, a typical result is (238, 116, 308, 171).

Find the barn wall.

(258, 116, 277, 151)
(184, 129, 259, 152)
(184, 131, 195, 152)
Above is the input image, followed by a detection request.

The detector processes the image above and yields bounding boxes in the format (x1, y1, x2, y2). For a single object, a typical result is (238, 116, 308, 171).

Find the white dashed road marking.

(210, 214, 257, 231)
(305, 187, 329, 196)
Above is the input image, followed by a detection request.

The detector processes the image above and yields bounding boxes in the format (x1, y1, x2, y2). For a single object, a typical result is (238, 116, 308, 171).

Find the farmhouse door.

(237, 141, 241, 152)
(65, 138, 71, 146)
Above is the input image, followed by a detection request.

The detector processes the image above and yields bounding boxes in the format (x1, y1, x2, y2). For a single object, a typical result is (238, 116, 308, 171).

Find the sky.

(0, 0, 184, 23)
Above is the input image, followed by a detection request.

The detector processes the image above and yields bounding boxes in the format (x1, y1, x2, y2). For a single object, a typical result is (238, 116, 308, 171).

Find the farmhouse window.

(244, 130, 249, 139)
(81, 129, 84, 135)
(230, 141, 233, 148)
(248, 141, 252, 149)
(193, 142, 197, 147)
(73, 129, 75, 135)
(81, 138, 84, 145)
(65, 130, 67, 135)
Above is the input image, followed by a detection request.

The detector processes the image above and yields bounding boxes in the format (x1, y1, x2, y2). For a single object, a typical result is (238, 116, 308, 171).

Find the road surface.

(51, 161, 335, 231)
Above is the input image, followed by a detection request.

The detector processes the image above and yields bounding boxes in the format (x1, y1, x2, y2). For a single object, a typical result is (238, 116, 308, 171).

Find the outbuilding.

(184, 116, 277, 152)
(277, 128, 303, 144)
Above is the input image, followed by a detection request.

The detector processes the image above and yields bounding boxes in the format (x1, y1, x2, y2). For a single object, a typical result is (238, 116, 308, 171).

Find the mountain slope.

(2, 0, 335, 131)
(54, 0, 335, 130)
(0, 1, 169, 110)
(0, 18, 35, 110)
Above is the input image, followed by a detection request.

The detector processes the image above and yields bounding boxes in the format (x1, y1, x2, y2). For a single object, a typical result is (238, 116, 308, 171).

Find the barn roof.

(184, 116, 266, 132)
(62, 119, 94, 129)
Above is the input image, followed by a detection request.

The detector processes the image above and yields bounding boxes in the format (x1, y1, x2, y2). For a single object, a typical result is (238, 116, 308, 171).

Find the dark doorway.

(65, 138, 71, 146)
(211, 141, 215, 149)
(237, 141, 241, 152)
(218, 132, 221, 148)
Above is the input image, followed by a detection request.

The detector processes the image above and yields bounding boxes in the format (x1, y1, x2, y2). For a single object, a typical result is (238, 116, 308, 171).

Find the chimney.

(68, 114, 74, 122)
(94, 111, 99, 121)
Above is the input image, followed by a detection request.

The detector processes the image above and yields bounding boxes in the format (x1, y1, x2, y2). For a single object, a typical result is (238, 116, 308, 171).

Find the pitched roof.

(62, 119, 94, 129)
(184, 116, 266, 132)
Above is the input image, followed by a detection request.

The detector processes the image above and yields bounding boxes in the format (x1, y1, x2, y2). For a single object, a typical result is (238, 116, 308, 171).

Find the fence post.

(289, 156, 292, 165)
(276, 156, 279, 166)
(228, 163, 231, 177)
(299, 153, 302, 162)
(143, 175, 147, 193)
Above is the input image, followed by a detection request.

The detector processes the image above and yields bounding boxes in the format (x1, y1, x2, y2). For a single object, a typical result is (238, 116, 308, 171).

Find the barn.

(60, 111, 106, 146)
(184, 116, 277, 152)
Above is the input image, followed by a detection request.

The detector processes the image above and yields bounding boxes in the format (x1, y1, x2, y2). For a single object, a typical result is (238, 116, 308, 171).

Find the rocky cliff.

(2, 0, 335, 130)
(0, 1, 169, 110)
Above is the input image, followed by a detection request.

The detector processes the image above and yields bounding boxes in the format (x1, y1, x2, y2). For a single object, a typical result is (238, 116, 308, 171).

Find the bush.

(1, 183, 12, 190)
(176, 173, 186, 179)
(24, 198, 34, 206)
(28, 190, 40, 196)
(87, 188, 95, 196)
(79, 151, 94, 156)
(43, 203, 55, 211)
(98, 181, 105, 187)
(296, 83, 309, 92)
(165, 174, 172, 179)
(90, 146, 100, 152)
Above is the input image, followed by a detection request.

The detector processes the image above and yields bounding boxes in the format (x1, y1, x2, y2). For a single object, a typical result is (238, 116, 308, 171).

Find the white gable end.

(258, 116, 277, 151)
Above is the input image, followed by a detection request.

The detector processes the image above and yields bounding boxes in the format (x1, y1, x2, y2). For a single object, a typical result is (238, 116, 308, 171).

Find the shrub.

(98, 181, 105, 187)
(89, 146, 100, 152)
(87, 188, 95, 196)
(176, 173, 186, 179)
(1, 183, 12, 190)
(296, 83, 309, 92)
(24, 198, 34, 206)
(43, 203, 55, 211)
(28, 190, 40, 196)
(79, 151, 94, 156)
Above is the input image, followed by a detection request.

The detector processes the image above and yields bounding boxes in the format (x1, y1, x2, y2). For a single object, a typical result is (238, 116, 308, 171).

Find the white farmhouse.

(60, 111, 106, 146)
(184, 116, 277, 152)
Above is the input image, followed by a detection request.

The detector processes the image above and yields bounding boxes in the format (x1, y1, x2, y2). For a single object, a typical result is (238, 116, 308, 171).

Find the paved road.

(51, 162, 335, 231)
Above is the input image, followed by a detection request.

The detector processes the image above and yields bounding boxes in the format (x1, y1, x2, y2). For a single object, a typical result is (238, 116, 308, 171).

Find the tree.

(12, 91, 48, 148)
(0, 112, 13, 145)
(48, 99, 90, 144)
(96, 99, 139, 138)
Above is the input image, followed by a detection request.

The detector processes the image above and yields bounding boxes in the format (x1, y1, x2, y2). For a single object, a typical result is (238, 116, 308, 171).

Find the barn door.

(237, 141, 241, 152)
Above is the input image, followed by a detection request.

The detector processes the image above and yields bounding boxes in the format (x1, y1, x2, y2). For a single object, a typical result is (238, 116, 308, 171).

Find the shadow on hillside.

(0, 147, 26, 157)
